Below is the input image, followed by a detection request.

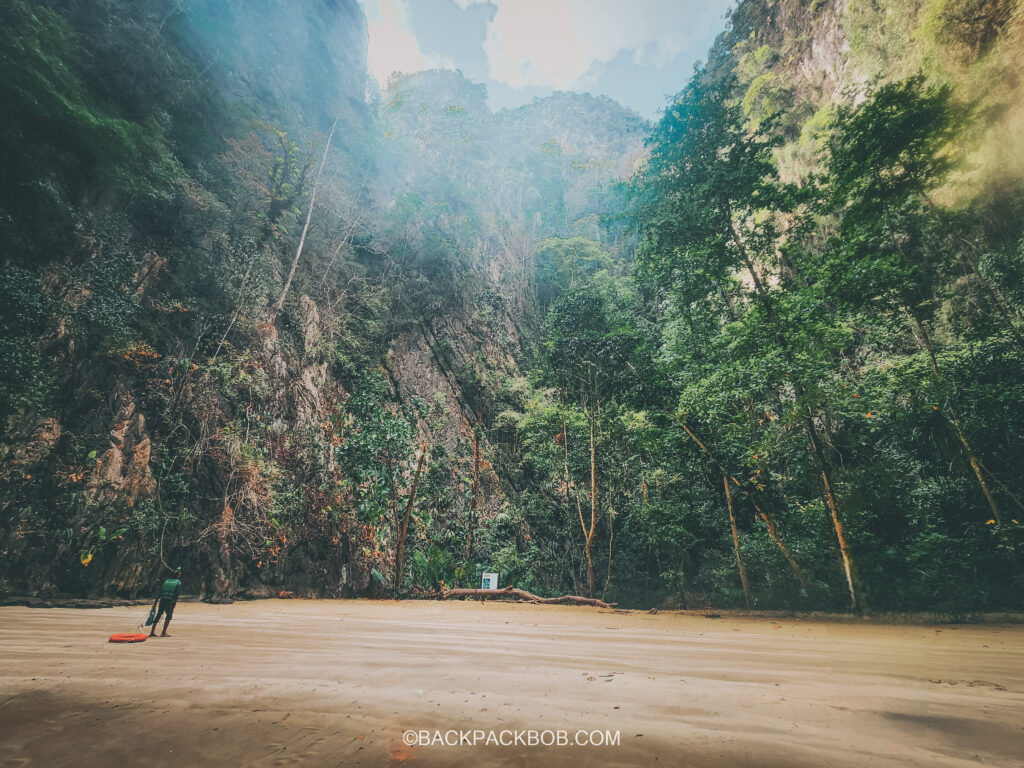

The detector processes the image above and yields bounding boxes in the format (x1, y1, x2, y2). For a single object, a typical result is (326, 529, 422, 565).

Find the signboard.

(481, 572, 498, 590)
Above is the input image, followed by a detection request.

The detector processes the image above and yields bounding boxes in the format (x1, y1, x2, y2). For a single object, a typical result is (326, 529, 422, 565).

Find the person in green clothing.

(149, 567, 182, 638)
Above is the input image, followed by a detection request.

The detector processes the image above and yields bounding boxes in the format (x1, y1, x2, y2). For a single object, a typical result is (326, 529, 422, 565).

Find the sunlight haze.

(361, 0, 735, 115)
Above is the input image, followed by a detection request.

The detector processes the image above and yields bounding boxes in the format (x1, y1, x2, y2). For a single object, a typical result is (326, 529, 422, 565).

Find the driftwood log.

(440, 586, 615, 609)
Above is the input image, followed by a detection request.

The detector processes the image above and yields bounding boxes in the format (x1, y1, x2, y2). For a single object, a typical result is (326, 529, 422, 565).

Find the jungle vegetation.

(1, 0, 1022, 612)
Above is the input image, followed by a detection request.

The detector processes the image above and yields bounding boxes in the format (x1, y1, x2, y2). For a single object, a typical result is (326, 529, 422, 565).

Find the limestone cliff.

(0, 0, 644, 600)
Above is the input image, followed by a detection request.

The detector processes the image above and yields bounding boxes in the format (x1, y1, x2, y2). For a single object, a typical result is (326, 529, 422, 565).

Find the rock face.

(298, 294, 322, 354)
(797, 1, 854, 100)
(0, 0, 643, 600)
(385, 325, 501, 516)
(175, 0, 369, 133)
(87, 385, 157, 505)
(1, 416, 61, 469)
(0, 0, 372, 600)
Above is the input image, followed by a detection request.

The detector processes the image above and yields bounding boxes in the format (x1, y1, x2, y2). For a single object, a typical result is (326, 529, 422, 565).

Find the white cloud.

(364, 0, 455, 87)
(482, 0, 728, 90)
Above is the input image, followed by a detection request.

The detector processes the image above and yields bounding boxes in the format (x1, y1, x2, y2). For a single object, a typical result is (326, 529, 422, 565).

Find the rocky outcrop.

(298, 294, 322, 354)
(1, 415, 61, 469)
(384, 319, 508, 530)
(293, 295, 329, 425)
(386, 327, 469, 454)
(294, 362, 328, 425)
(174, 0, 369, 133)
(255, 321, 289, 383)
(86, 385, 156, 505)
(0, 0, 641, 602)
(797, 0, 854, 101)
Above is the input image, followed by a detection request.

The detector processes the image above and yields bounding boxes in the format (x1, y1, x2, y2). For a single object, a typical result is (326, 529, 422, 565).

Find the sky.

(358, 0, 736, 119)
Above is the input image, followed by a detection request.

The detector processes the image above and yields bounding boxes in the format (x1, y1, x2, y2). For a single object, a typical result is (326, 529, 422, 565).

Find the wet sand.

(0, 600, 1021, 767)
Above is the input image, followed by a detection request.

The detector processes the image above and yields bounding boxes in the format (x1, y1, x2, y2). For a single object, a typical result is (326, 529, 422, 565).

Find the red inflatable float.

(108, 633, 148, 643)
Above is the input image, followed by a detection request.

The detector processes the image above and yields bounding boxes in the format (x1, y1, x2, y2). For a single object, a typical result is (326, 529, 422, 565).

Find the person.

(149, 567, 182, 638)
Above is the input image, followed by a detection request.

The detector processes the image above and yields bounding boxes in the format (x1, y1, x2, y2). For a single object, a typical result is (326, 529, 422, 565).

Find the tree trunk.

(465, 417, 481, 560)
(907, 310, 1004, 526)
(586, 407, 598, 598)
(441, 585, 614, 609)
(754, 503, 810, 590)
(678, 420, 809, 592)
(567, 444, 585, 537)
(563, 407, 597, 598)
(727, 226, 860, 606)
(394, 442, 428, 598)
(723, 475, 752, 608)
(214, 500, 234, 600)
(603, 507, 614, 601)
(956, 241, 1024, 349)
(805, 420, 858, 609)
(270, 117, 338, 322)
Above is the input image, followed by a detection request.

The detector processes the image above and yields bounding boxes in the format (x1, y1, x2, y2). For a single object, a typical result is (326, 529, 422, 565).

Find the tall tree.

(631, 71, 861, 608)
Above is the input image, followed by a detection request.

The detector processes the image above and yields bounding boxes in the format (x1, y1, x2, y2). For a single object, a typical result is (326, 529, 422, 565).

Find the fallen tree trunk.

(440, 586, 614, 609)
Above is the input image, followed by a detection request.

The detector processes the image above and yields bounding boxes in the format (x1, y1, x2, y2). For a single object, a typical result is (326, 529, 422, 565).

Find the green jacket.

(156, 578, 182, 601)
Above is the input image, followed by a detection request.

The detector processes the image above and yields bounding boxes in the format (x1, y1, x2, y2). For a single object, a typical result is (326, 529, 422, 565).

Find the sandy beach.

(0, 600, 1021, 767)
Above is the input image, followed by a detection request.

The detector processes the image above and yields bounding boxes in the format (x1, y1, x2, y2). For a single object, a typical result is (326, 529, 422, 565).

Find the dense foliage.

(489, 0, 1024, 612)
(2, 0, 1022, 613)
